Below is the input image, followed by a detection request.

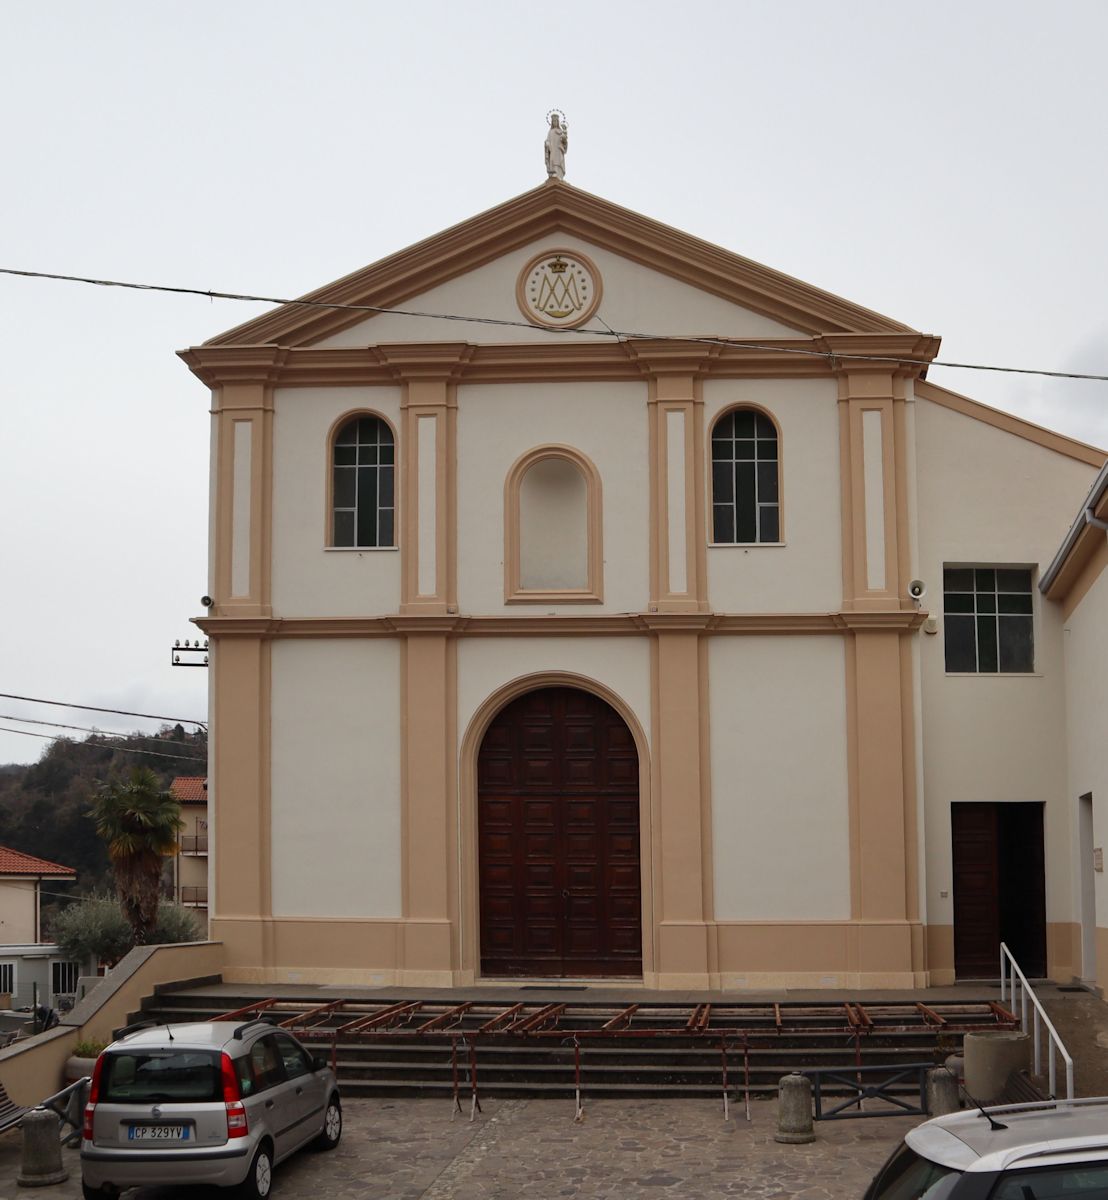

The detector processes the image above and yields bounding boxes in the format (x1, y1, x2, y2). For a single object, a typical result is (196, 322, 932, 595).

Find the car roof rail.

(232, 1016, 280, 1040)
(113, 1018, 159, 1041)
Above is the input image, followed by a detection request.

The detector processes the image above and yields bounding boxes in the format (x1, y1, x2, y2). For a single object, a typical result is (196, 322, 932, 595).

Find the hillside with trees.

(0, 726, 207, 897)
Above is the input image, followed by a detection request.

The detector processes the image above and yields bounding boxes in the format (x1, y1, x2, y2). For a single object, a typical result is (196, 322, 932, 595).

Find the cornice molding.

(194, 609, 927, 638)
(191, 180, 915, 351)
(180, 333, 941, 389)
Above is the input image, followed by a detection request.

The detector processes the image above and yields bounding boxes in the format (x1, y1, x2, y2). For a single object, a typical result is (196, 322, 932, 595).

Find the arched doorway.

(477, 686, 642, 978)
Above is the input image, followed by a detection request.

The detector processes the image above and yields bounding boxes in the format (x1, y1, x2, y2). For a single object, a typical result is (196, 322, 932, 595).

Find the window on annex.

(711, 407, 780, 544)
(943, 567, 1034, 673)
(0, 962, 13, 997)
(331, 415, 395, 548)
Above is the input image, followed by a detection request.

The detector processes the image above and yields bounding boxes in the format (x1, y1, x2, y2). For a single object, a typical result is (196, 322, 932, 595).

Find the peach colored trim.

(210, 635, 271, 926)
(182, 334, 941, 389)
(399, 380, 455, 614)
(196, 610, 926, 639)
(916, 380, 1106, 468)
(646, 375, 707, 612)
(1047, 922, 1080, 983)
(457, 672, 654, 983)
(651, 630, 710, 979)
(1098, 927, 1108, 998)
(322, 408, 400, 549)
(706, 402, 785, 546)
(697, 634, 717, 982)
(1057, 532, 1108, 618)
(515, 247, 603, 330)
(399, 633, 458, 978)
(503, 445, 604, 604)
(196, 180, 915, 349)
(899, 635, 920, 928)
(211, 383, 274, 617)
(845, 630, 911, 927)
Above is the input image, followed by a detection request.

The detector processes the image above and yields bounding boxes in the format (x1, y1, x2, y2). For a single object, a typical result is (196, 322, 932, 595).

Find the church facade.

(183, 179, 1105, 991)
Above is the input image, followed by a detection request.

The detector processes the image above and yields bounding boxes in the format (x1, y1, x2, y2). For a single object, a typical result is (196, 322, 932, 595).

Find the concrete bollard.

(775, 1072, 816, 1144)
(17, 1108, 69, 1187)
(926, 1067, 961, 1115)
(964, 1031, 1030, 1104)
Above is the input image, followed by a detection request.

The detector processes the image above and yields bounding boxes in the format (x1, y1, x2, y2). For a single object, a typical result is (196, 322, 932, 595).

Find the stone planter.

(64, 1055, 98, 1084)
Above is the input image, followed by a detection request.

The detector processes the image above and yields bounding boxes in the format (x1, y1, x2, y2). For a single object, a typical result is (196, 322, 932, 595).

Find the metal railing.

(180, 885, 208, 906)
(180, 834, 208, 855)
(1000, 942, 1074, 1100)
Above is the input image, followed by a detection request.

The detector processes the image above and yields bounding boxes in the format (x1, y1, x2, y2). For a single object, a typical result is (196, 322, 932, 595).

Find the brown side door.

(478, 687, 642, 978)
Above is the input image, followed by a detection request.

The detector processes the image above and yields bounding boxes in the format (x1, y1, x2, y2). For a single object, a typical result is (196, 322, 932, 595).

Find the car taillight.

(221, 1053, 248, 1138)
(82, 1052, 106, 1141)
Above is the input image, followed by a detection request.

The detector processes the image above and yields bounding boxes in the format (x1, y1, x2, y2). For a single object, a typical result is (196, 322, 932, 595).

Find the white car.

(864, 1096, 1108, 1198)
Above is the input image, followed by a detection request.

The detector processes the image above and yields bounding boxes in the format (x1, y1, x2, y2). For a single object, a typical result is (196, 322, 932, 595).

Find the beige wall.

(0, 879, 37, 944)
(1061, 559, 1108, 988)
(704, 379, 842, 612)
(457, 383, 649, 613)
(914, 396, 1097, 963)
(314, 235, 805, 348)
(270, 638, 402, 917)
(272, 385, 402, 617)
(709, 636, 851, 919)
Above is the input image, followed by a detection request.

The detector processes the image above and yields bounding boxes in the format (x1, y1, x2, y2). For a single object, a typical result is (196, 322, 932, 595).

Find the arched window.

(711, 407, 780, 544)
(505, 446, 603, 602)
(331, 414, 395, 547)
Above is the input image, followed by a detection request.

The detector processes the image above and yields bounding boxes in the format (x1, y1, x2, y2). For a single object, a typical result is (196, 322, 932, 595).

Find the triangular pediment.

(204, 179, 915, 349)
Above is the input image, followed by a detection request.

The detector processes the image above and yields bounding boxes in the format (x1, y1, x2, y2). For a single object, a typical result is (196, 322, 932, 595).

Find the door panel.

(952, 803, 1046, 979)
(478, 687, 642, 978)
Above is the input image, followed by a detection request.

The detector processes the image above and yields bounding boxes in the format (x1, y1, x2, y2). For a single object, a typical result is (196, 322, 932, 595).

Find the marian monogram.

(517, 250, 602, 329)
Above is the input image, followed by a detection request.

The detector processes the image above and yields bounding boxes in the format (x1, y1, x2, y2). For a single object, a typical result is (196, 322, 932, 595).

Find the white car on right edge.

(863, 1097, 1108, 1199)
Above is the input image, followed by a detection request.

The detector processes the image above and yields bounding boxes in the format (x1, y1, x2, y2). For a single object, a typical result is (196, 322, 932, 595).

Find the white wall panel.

(710, 636, 851, 920)
(270, 639, 401, 917)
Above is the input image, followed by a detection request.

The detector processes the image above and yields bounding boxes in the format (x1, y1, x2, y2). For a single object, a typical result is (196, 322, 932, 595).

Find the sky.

(1, 0, 1106, 765)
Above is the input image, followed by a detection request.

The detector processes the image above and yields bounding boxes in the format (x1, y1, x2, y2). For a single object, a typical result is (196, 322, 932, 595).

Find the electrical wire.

(0, 692, 205, 728)
(0, 712, 204, 749)
(0, 726, 206, 764)
(2, 265, 1106, 384)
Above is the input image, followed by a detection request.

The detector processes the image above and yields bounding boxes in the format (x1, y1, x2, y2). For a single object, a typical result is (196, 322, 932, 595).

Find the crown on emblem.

(548, 256, 569, 274)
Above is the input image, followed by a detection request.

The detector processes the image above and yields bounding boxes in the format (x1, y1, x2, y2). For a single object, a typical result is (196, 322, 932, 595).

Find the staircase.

(136, 988, 1016, 1100)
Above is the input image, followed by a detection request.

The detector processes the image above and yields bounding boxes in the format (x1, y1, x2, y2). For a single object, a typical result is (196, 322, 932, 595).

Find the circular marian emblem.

(516, 249, 602, 329)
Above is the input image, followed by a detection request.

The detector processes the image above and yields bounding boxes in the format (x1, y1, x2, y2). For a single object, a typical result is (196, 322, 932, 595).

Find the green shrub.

(72, 1039, 108, 1058)
(48, 895, 201, 967)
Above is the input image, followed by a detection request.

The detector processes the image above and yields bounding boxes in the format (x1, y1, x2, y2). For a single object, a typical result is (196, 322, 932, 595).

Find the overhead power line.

(0, 725, 206, 764)
(0, 712, 203, 749)
(1, 266, 1106, 384)
(0, 692, 206, 728)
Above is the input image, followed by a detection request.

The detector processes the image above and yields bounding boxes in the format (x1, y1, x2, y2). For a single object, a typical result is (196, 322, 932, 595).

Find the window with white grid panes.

(711, 408, 780, 544)
(943, 567, 1034, 673)
(0, 963, 13, 995)
(332, 416, 395, 548)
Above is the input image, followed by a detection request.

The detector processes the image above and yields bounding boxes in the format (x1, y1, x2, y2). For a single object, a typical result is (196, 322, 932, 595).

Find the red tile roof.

(0, 846, 76, 877)
(170, 776, 208, 804)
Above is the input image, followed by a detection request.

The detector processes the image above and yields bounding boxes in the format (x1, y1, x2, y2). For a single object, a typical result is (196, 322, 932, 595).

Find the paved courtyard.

(0, 1097, 918, 1199)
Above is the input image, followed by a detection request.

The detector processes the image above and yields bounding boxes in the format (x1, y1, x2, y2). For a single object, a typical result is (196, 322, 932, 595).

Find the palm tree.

(91, 767, 184, 945)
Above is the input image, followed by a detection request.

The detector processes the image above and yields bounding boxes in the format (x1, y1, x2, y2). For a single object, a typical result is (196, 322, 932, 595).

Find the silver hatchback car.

(80, 1018, 341, 1199)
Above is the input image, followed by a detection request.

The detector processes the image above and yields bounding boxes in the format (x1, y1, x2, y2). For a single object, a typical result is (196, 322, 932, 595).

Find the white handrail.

(999, 942, 1075, 1100)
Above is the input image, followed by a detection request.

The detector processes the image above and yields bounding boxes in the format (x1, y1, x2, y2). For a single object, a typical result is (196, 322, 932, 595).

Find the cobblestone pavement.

(0, 1098, 920, 1199)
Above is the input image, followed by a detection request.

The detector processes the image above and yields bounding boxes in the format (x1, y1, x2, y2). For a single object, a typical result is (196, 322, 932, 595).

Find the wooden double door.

(477, 687, 642, 978)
